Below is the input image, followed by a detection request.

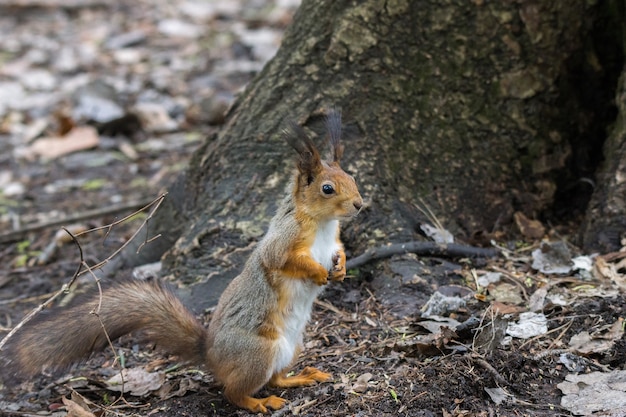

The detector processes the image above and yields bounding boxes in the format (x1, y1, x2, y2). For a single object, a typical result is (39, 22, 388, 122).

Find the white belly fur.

(272, 220, 340, 375)
(310, 219, 340, 269)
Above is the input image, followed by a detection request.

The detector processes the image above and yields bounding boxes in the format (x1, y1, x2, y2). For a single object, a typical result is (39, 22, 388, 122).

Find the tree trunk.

(574, 0, 626, 253)
(581, 70, 626, 252)
(119, 0, 623, 304)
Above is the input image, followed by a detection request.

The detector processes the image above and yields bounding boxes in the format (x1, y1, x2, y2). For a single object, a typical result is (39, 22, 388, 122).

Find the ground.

(1, 1, 625, 416)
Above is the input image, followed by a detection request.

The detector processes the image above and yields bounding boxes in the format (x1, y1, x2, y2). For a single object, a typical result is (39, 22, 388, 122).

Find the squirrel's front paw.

(329, 252, 346, 281)
(330, 266, 346, 282)
(312, 274, 328, 286)
(312, 265, 329, 286)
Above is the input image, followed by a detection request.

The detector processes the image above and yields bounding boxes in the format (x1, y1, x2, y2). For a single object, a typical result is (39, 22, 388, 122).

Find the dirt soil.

(1, 1, 626, 417)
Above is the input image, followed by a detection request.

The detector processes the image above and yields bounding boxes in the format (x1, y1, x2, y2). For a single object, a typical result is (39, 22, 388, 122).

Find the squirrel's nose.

(353, 200, 363, 211)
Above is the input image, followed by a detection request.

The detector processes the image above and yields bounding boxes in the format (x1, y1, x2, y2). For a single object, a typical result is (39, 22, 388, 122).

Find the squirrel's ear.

(325, 108, 344, 163)
(284, 122, 322, 185)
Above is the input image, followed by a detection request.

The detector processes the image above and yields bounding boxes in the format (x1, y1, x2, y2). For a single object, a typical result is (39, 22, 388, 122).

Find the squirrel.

(1, 109, 363, 414)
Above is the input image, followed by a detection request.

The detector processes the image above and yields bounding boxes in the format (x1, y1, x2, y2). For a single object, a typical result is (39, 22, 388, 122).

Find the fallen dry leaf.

(514, 211, 545, 239)
(62, 396, 95, 417)
(420, 223, 454, 244)
(349, 372, 373, 393)
(416, 316, 461, 333)
(490, 301, 525, 315)
(595, 256, 626, 290)
(484, 387, 516, 405)
(527, 285, 548, 312)
(506, 312, 547, 339)
(568, 318, 624, 354)
(105, 368, 165, 397)
(558, 370, 626, 415)
(20, 125, 99, 160)
(396, 326, 458, 357)
(489, 282, 524, 305)
(157, 375, 201, 400)
(531, 241, 573, 274)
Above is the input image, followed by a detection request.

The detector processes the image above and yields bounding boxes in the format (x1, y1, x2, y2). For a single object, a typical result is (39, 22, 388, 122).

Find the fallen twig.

(490, 266, 530, 302)
(470, 354, 507, 386)
(74, 193, 166, 275)
(346, 241, 499, 270)
(0, 197, 157, 244)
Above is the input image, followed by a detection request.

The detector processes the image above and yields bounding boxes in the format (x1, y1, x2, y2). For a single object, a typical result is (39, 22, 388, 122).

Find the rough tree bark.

(114, 0, 624, 305)
(581, 71, 626, 253)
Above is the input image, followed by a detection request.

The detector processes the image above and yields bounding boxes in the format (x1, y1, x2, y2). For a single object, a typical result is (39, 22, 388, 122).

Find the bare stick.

(82, 258, 127, 406)
(75, 193, 167, 275)
(0, 197, 158, 244)
(60, 227, 128, 402)
(73, 193, 167, 237)
(470, 354, 507, 386)
(345, 241, 499, 270)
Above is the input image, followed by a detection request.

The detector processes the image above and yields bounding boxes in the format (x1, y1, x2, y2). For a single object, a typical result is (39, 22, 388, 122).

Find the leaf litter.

(4, 223, 625, 415)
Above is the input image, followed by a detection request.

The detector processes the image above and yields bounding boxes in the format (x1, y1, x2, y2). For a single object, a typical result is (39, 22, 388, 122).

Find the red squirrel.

(1, 109, 363, 413)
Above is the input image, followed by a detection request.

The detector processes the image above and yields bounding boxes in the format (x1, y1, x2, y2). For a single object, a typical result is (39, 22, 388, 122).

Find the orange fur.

(270, 366, 332, 388)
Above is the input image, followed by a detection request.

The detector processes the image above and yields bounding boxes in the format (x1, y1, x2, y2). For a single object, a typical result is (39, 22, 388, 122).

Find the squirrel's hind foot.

(228, 394, 287, 414)
(270, 366, 332, 388)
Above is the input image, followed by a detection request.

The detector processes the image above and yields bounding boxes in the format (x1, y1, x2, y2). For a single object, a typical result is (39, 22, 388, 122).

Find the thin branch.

(81, 258, 127, 406)
(470, 354, 508, 386)
(0, 197, 158, 244)
(73, 193, 167, 237)
(345, 241, 500, 270)
(75, 193, 167, 275)
(519, 319, 574, 350)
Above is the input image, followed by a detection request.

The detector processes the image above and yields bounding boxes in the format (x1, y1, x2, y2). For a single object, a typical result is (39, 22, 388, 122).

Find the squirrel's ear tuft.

(325, 108, 344, 163)
(284, 122, 321, 185)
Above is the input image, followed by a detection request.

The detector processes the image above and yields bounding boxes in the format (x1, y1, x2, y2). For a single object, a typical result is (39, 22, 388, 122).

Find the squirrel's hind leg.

(269, 366, 332, 388)
(218, 358, 288, 413)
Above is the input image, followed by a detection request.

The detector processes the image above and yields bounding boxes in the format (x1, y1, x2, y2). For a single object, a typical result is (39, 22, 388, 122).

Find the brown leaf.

(568, 319, 624, 355)
(489, 283, 524, 305)
(514, 211, 545, 239)
(62, 396, 95, 417)
(349, 373, 373, 393)
(594, 256, 626, 290)
(491, 301, 525, 315)
(69, 391, 93, 412)
(105, 368, 165, 397)
(22, 125, 99, 160)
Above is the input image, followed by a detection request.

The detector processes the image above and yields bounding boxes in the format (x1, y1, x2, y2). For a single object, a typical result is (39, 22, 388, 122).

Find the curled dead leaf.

(594, 256, 626, 290)
(568, 318, 624, 355)
(19, 126, 99, 160)
(350, 373, 373, 393)
(62, 396, 95, 417)
(105, 368, 165, 397)
(514, 211, 545, 240)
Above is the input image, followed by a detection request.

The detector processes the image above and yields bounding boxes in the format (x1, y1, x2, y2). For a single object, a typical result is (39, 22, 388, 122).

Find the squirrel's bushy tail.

(1, 280, 208, 379)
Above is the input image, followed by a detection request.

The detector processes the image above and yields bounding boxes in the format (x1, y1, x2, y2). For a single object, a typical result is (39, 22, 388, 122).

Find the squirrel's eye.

(322, 184, 335, 195)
